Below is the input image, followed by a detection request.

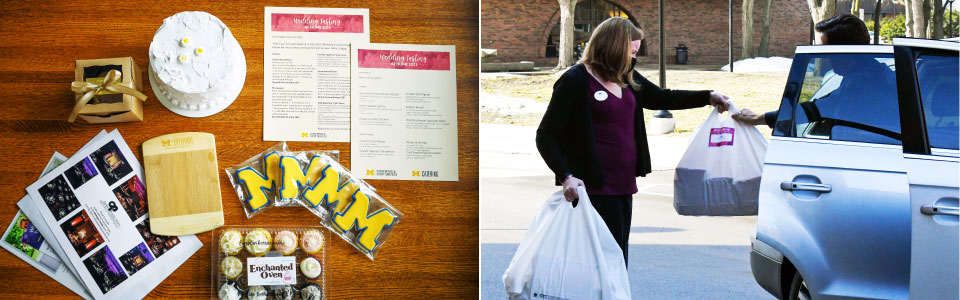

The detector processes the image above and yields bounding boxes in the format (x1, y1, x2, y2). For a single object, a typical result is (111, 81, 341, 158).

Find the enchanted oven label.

(247, 256, 297, 285)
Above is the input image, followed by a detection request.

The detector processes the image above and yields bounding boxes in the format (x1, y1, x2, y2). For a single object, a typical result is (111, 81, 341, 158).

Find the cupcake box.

(212, 226, 326, 300)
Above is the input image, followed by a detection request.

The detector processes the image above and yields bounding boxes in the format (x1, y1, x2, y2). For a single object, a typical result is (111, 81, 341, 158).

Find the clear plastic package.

(225, 142, 339, 218)
(225, 143, 287, 218)
(212, 226, 326, 300)
(279, 151, 402, 260)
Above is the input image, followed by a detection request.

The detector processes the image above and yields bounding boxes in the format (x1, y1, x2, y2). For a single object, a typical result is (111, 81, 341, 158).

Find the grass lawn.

(481, 69, 789, 137)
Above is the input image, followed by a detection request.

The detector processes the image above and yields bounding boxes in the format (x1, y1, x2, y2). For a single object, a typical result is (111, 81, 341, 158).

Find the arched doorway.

(545, 0, 645, 59)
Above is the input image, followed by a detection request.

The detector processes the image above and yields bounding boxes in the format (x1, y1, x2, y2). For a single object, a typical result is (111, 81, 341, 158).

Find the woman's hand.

(709, 91, 731, 113)
(732, 108, 766, 126)
(561, 175, 585, 202)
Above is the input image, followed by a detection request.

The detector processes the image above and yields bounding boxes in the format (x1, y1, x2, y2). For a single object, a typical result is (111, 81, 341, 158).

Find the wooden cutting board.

(143, 132, 223, 235)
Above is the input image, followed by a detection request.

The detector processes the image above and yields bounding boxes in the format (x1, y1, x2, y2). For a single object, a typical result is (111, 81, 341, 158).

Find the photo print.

(135, 218, 180, 257)
(82, 246, 127, 294)
(4, 213, 62, 273)
(4, 212, 44, 257)
(38, 175, 81, 221)
(89, 141, 133, 186)
(64, 158, 99, 189)
(119, 243, 154, 276)
(113, 175, 147, 222)
(60, 210, 104, 258)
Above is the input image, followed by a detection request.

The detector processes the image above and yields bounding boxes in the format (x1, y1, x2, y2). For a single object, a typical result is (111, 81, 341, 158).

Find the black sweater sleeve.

(536, 69, 580, 183)
(763, 110, 778, 127)
(632, 72, 712, 110)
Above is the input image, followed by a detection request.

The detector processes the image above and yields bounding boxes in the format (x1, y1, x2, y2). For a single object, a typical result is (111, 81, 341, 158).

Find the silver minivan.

(750, 38, 959, 300)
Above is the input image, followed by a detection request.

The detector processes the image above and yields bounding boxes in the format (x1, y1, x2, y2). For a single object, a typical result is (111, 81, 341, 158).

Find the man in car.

(735, 13, 896, 139)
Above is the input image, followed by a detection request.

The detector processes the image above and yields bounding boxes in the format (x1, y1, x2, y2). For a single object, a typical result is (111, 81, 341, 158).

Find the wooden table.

(0, 1, 479, 298)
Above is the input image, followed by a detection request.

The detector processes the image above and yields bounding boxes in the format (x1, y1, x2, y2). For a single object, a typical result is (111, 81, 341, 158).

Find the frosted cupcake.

(274, 286, 297, 300)
(300, 257, 322, 279)
(300, 230, 324, 254)
(273, 230, 298, 255)
(219, 229, 243, 255)
(220, 256, 243, 279)
(244, 228, 272, 256)
(247, 285, 268, 300)
(301, 283, 323, 300)
(218, 282, 241, 300)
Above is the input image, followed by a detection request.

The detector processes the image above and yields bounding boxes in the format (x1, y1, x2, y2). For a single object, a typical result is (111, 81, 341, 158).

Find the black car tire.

(788, 271, 812, 300)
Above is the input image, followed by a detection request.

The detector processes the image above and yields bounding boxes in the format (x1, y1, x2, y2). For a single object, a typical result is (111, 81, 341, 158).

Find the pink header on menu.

(271, 14, 364, 33)
(357, 49, 451, 71)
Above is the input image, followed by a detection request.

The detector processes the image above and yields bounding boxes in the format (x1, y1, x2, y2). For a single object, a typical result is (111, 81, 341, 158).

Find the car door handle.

(780, 182, 832, 193)
(920, 204, 960, 216)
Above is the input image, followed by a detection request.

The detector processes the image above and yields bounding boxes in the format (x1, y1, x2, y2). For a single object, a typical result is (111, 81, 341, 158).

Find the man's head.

(816, 14, 870, 45)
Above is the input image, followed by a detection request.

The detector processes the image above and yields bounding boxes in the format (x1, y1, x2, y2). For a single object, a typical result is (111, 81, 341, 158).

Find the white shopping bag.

(674, 107, 767, 216)
(502, 187, 631, 300)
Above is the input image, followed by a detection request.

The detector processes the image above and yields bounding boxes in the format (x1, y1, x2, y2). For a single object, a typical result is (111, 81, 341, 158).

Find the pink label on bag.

(271, 14, 364, 33)
(708, 127, 735, 147)
(357, 49, 451, 70)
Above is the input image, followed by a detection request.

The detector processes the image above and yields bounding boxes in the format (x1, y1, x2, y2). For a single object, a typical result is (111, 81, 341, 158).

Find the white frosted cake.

(148, 11, 246, 117)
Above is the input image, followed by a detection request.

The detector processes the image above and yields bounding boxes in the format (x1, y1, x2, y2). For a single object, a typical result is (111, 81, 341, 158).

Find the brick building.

(482, 0, 813, 66)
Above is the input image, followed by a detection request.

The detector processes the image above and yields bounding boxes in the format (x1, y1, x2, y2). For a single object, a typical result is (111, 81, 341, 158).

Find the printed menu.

(263, 7, 370, 142)
(23, 130, 201, 300)
(350, 43, 459, 181)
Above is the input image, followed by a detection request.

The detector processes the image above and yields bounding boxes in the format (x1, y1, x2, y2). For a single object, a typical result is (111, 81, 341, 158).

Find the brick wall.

(481, 0, 812, 66)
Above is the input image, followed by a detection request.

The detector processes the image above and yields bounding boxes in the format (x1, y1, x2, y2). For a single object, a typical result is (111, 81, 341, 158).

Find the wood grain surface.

(0, 1, 479, 299)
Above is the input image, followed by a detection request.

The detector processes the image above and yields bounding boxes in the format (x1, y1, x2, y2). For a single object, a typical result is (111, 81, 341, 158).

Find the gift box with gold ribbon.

(70, 57, 148, 123)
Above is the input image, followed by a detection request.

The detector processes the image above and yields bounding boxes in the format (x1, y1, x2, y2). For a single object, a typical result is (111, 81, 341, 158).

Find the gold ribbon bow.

(69, 69, 147, 122)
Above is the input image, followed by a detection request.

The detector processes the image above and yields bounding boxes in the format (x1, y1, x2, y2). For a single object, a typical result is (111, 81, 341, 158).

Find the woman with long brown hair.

(536, 17, 731, 265)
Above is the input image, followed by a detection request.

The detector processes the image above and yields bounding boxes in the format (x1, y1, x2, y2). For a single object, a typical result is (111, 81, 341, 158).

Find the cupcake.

(220, 256, 243, 279)
(273, 230, 298, 255)
(247, 285, 268, 300)
(219, 229, 243, 255)
(218, 282, 242, 300)
(300, 257, 322, 279)
(300, 230, 324, 254)
(273, 285, 297, 300)
(244, 228, 272, 256)
(301, 283, 324, 300)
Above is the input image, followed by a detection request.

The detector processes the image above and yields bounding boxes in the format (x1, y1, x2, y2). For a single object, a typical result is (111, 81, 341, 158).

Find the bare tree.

(906, 0, 915, 36)
(759, 0, 775, 56)
(806, 0, 837, 43)
(931, 0, 945, 38)
(556, 0, 578, 70)
(874, 0, 883, 43)
(742, 0, 756, 58)
(906, 0, 930, 37)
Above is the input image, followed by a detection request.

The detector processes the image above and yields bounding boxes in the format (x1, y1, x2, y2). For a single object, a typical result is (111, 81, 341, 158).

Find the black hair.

(815, 14, 870, 45)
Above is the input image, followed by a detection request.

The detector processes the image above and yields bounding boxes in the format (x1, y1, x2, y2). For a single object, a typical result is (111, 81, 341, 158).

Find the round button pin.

(594, 90, 608, 101)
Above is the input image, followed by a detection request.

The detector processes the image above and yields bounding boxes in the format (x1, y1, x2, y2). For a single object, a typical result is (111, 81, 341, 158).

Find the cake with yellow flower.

(148, 11, 246, 117)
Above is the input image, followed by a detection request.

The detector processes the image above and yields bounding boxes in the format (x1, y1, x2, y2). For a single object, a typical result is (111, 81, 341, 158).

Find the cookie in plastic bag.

(278, 151, 401, 260)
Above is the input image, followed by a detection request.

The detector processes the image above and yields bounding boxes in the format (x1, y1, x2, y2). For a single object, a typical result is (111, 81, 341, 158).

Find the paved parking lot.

(480, 123, 773, 299)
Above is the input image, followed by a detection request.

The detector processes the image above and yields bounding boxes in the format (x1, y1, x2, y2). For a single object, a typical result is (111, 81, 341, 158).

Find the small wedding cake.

(148, 11, 246, 117)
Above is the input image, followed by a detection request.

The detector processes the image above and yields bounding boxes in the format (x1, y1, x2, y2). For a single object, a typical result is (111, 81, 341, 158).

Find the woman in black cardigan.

(536, 18, 731, 265)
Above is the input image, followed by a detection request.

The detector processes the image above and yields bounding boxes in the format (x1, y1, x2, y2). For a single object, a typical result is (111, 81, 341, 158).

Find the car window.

(915, 54, 959, 151)
(794, 54, 900, 145)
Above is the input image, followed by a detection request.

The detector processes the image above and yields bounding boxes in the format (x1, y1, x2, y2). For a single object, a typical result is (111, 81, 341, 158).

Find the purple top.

(586, 75, 638, 196)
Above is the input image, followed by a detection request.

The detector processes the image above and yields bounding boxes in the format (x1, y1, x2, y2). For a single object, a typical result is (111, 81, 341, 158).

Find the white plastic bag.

(502, 187, 631, 300)
(674, 107, 767, 216)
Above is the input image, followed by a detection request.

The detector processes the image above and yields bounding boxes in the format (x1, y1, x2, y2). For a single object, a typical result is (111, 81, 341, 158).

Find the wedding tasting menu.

(22, 130, 201, 300)
(3, 152, 91, 299)
(263, 7, 370, 142)
(350, 43, 459, 181)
